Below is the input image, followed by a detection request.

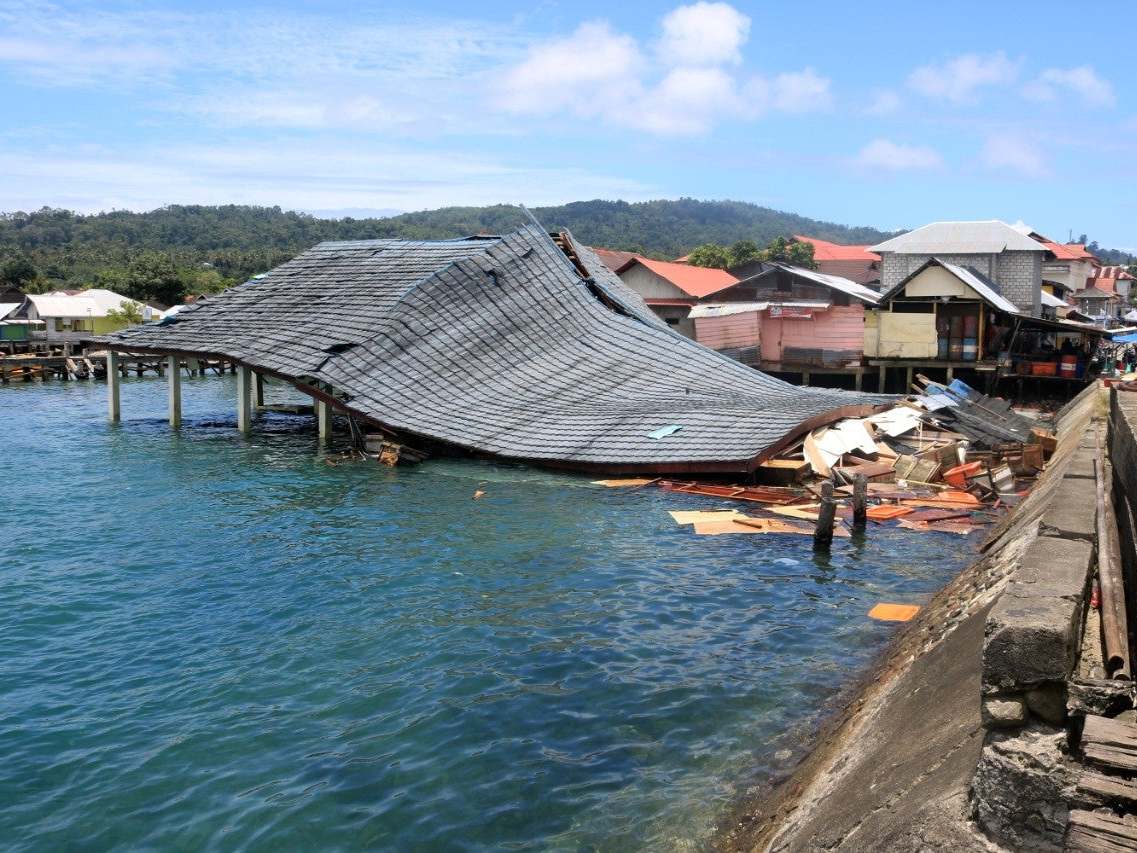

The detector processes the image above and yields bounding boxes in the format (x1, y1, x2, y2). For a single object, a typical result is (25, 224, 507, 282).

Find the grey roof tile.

(104, 225, 888, 471)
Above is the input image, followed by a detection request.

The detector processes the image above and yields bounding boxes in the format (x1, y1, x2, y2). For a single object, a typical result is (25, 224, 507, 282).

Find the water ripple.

(0, 377, 976, 851)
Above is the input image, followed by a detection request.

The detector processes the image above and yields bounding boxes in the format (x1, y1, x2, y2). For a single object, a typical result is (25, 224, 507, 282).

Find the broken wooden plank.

(1065, 808, 1137, 852)
(1082, 715, 1137, 773)
(1077, 768, 1137, 807)
(668, 509, 744, 525)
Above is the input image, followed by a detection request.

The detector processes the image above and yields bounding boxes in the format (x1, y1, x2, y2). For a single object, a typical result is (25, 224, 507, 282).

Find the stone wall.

(971, 382, 1104, 850)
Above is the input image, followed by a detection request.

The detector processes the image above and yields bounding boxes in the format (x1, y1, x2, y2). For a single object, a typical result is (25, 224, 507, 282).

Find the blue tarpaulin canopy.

(1112, 332, 1137, 343)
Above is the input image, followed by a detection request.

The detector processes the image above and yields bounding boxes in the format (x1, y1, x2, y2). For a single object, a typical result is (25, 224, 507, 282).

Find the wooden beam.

(106, 351, 120, 422)
(316, 398, 333, 444)
(236, 364, 252, 433)
(167, 354, 181, 428)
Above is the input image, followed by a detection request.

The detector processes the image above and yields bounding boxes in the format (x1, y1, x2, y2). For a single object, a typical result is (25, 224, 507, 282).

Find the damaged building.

(100, 223, 887, 475)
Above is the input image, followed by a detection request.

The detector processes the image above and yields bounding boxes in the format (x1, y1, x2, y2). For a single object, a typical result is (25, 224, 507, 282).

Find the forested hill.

(0, 199, 1129, 306)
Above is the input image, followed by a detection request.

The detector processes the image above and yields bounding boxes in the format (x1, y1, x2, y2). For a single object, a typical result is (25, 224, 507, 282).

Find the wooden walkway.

(1068, 714, 1137, 850)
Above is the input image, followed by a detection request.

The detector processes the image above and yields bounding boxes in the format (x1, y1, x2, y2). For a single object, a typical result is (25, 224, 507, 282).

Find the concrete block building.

(871, 220, 1047, 318)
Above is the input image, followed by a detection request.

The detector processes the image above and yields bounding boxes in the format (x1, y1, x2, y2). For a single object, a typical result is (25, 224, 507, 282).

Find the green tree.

(785, 240, 816, 269)
(0, 254, 38, 288)
(125, 251, 183, 305)
(727, 239, 762, 268)
(105, 300, 145, 326)
(687, 243, 730, 269)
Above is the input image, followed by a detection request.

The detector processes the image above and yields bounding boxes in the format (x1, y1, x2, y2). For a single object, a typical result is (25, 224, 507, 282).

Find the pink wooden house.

(689, 264, 879, 369)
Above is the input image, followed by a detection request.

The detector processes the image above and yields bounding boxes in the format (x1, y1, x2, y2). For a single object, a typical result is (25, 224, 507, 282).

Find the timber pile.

(637, 378, 1058, 540)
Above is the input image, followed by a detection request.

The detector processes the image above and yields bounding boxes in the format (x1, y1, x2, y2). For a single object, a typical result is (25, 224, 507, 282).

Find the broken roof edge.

(736, 262, 880, 305)
(93, 339, 890, 474)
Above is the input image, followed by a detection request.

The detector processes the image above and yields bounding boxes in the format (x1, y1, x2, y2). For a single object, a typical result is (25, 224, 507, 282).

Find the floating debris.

(868, 603, 921, 622)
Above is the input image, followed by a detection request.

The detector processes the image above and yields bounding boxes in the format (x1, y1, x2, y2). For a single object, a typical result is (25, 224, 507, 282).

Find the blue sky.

(2, 0, 1135, 247)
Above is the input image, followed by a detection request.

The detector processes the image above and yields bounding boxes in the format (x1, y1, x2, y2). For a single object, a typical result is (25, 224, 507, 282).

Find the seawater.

(0, 376, 977, 851)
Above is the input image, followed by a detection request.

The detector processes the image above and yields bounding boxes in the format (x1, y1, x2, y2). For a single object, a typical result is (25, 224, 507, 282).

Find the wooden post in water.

(254, 372, 264, 409)
(853, 474, 868, 526)
(814, 480, 836, 552)
(107, 351, 120, 422)
(236, 365, 252, 433)
(167, 354, 181, 428)
(316, 399, 333, 444)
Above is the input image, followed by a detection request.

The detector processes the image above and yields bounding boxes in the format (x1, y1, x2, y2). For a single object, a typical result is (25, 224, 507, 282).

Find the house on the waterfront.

(871, 220, 1047, 317)
(614, 257, 739, 335)
(22, 288, 151, 345)
(1089, 266, 1134, 301)
(1068, 286, 1121, 325)
(100, 223, 886, 475)
(689, 264, 878, 378)
(866, 254, 1107, 390)
(790, 236, 881, 286)
(0, 301, 40, 348)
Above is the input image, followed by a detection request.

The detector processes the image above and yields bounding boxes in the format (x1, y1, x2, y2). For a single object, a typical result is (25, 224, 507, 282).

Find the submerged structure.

(101, 223, 885, 474)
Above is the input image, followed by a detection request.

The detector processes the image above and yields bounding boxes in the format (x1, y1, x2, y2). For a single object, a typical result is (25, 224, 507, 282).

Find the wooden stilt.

(107, 351, 120, 422)
(905, 365, 914, 392)
(854, 369, 863, 392)
(236, 365, 252, 433)
(316, 399, 333, 444)
(878, 365, 887, 393)
(853, 474, 867, 526)
(167, 354, 181, 427)
(254, 372, 264, 408)
(801, 370, 811, 387)
(814, 481, 836, 552)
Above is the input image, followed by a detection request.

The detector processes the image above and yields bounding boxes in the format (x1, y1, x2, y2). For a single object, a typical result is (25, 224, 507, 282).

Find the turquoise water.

(0, 376, 976, 851)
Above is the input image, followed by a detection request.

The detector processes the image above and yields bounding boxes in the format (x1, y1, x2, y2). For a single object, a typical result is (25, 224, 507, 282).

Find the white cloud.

(865, 89, 902, 116)
(497, 21, 642, 116)
(980, 133, 1047, 177)
(908, 52, 1018, 103)
(855, 138, 943, 171)
(495, 5, 827, 135)
(635, 67, 743, 134)
(771, 68, 831, 112)
(657, 2, 750, 66)
(1022, 66, 1116, 106)
(0, 142, 657, 214)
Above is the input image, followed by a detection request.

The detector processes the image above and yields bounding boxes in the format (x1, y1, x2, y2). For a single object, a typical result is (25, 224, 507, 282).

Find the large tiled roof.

(103, 225, 885, 472)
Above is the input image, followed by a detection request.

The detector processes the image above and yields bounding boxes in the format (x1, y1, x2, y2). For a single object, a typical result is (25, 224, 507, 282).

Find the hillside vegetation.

(0, 199, 1129, 306)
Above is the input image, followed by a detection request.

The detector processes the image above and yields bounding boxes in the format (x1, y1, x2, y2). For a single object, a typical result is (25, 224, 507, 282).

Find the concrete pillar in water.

(167, 354, 182, 427)
(316, 399, 333, 444)
(236, 364, 252, 433)
(107, 351, 120, 422)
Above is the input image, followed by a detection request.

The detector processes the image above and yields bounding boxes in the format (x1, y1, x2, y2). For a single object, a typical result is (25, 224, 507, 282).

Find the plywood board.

(669, 509, 744, 525)
(868, 603, 921, 622)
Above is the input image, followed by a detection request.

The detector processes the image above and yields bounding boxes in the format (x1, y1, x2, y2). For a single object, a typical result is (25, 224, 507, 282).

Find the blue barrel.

(961, 337, 978, 361)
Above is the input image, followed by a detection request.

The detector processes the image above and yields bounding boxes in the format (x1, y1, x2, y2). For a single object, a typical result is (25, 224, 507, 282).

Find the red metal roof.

(1043, 242, 1097, 261)
(622, 257, 740, 298)
(793, 235, 881, 262)
(1098, 265, 1135, 280)
(592, 247, 641, 273)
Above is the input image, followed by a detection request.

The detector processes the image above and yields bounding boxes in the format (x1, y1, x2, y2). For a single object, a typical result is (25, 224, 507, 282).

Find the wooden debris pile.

(638, 377, 1058, 539)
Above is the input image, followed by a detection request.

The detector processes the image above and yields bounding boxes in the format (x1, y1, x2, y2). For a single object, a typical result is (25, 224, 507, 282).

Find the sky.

(1, 0, 1135, 247)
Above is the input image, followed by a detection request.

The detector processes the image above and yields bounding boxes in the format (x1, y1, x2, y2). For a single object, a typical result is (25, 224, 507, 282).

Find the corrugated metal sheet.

(870, 220, 1047, 255)
(102, 225, 887, 472)
(878, 257, 1021, 315)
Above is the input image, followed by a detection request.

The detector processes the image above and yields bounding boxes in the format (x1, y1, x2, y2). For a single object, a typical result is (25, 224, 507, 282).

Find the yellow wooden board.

(592, 478, 657, 487)
(868, 603, 921, 622)
(668, 509, 744, 525)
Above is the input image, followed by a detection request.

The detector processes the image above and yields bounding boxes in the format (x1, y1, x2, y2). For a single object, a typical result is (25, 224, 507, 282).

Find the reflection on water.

(0, 376, 978, 850)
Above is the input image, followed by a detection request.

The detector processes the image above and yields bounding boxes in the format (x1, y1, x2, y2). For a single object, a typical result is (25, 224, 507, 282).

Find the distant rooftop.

(870, 220, 1047, 255)
(792, 235, 881, 262)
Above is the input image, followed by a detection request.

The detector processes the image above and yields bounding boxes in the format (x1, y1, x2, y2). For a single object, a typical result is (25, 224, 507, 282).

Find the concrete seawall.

(717, 383, 1117, 851)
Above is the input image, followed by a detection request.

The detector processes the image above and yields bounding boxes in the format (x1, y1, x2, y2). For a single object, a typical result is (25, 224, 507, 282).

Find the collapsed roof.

(102, 223, 886, 473)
